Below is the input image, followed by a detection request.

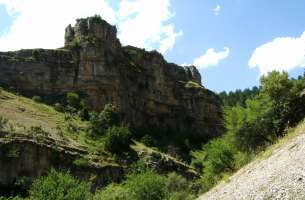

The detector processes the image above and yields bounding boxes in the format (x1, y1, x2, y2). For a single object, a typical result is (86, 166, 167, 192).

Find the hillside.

(0, 89, 198, 196)
(199, 121, 305, 200)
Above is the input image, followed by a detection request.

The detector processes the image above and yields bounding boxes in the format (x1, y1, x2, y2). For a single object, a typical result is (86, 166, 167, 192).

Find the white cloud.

(117, 0, 182, 54)
(192, 47, 230, 69)
(0, 0, 182, 54)
(213, 4, 221, 16)
(249, 32, 305, 75)
(0, 0, 116, 51)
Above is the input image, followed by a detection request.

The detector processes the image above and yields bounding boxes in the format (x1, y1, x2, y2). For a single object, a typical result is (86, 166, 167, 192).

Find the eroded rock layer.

(0, 16, 223, 138)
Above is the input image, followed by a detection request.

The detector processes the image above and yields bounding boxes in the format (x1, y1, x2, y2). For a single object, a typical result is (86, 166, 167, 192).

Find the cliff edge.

(0, 16, 223, 140)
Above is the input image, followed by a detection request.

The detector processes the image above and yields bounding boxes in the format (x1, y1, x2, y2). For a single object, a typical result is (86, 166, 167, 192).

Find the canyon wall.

(0, 16, 223, 138)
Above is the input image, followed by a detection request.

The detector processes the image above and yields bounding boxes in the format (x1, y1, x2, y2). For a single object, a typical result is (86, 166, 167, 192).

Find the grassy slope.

(0, 89, 196, 171)
(0, 89, 117, 166)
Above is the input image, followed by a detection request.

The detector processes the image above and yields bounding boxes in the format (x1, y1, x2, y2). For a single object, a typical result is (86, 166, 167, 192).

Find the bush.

(141, 135, 154, 147)
(0, 197, 24, 200)
(32, 50, 39, 60)
(165, 173, 195, 200)
(94, 171, 196, 200)
(71, 38, 80, 49)
(169, 191, 195, 200)
(65, 92, 80, 111)
(94, 184, 133, 200)
(28, 126, 49, 137)
(202, 138, 235, 176)
(32, 96, 42, 103)
(165, 173, 189, 193)
(29, 169, 92, 200)
(104, 126, 132, 154)
(124, 170, 167, 200)
(129, 159, 150, 174)
(88, 104, 120, 136)
(54, 103, 64, 112)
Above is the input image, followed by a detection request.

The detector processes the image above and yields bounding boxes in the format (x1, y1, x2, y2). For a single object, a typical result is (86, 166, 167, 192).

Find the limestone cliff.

(0, 16, 223, 138)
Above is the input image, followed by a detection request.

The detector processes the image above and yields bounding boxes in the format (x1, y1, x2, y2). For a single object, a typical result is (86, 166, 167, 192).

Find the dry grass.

(0, 90, 65, 133)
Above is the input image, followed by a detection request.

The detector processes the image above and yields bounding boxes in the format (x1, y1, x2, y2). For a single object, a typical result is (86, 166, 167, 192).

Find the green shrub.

(166, 173, 189, 193)
(129, 159, 150, 174)
(88, 104, 120, 136)
(94, 184, 133, 200)
(73, 157, 90, 168)
(54, 103, 64, 112)
(29, 169, 92, 200)
(71, 38, 80, 49)
(32, 95, 42, 103)
(32, 49, 39, 60)
(27, 126, 49, 138)
(165, 173, 195, 200)
(202, 138, 235, 176)
(104, 126, 132, 154)
(169, 191, 195, 200)
(0, 197, 24, 200)
(124, 170, 167, 200)
(141, 135, 154, 147)
(91, 14, 102, 22)
(65, 92, 81, 110)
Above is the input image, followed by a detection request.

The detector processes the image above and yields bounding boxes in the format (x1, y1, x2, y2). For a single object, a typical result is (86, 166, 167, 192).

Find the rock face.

(0, 16, 223, 138)
(0, 132, 123, 194)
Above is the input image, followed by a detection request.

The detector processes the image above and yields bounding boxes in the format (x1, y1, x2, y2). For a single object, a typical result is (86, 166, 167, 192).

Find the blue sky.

(0, 0, 305, 92)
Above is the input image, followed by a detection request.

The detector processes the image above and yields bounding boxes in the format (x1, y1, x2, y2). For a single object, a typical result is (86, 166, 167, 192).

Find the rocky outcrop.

(0, 131, 199, 195)
(0, 132, 123, 194)
(0, 16, 223, 139)
(137, 150, 200, 180)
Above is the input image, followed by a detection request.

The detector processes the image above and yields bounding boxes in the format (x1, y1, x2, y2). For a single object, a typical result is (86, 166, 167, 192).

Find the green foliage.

(29, 169, 92, 200)
(88, 104, 120, 136)
(65, 92, 82, 111)
(94, 184, 133, 200)
(60, 92, 89, 120)
(141, 134, 154, 147)
(73, 157, 90, 167)
(32, 96, 42, 103)
(91, 14, 102, 22)
(54, 102, 64, 112)
(0, 116, 8, 131)
(124, 170, 167, 200)
(0, 197, 24, 200)
(94, 171, 196, 200)
(71, 38, 80, 49)
(27, 126, 49, 137)
(32, 50, 39, 60)
(219, 86, 260, 107)
(165, 173, 189, 193)
(202, 138, 235, 176)
(104, 126, 132, 154)
(128, 159, 150, 174)
(197, 71, 305, 193)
